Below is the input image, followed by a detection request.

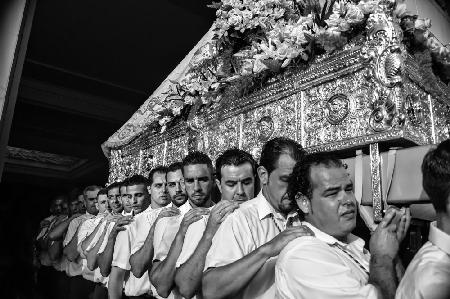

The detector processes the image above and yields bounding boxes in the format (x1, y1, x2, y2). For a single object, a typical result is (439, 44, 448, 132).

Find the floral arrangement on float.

(150, 0, 450, 132)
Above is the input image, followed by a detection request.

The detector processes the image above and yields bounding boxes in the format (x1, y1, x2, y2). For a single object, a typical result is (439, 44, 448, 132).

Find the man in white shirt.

(96, 180, 132, 279)
(202, 137, 312, 299)
(107, 181, 124, 215)
(130, 163, 186, 278)
(175, 148, 257, 298)
(36, 196, 68, 299)
(63, 185, 100, 299)
(108, 174, 155, 299)
(76, 188, 110, 298)
(275, 153, 411, 299)
(396, 140, 450, 299)
(150, 152, 214, 298)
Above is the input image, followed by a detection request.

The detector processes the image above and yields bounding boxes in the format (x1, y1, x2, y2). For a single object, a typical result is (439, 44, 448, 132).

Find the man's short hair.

(182, 151, 213, 174)
(422, 139, 450, 213)
(106, 181, 122, 191)
(126, 174, 149, 188)
(97, 188, 108, 197)
(83, 185, 102, 197)
(260, 137, 305, 175)
(288, 153, 344, 201)
(148, 166, 168, 185)
(167, 162, 183, 174)
(215, 148, 257, 181)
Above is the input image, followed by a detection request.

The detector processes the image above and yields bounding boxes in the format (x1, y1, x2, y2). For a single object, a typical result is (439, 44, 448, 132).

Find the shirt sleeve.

(275, 237, 379, 299)
(63, 217, 82, 247)
(204, 210, 250, 270)
(77, 219, 94, 245)
(176, 216, 207, 267)
(130, 210, 160, 256)
(112, 225, 132, 270)
(153, 216, 180, 262)
(97, 222, 116, 254)
(85, 220, 108, 251)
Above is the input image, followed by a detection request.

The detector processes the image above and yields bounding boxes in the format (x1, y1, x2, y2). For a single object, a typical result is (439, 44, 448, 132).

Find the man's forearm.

(151, 233, 185, 298)
(108, 266, 125, 299)
(86, 226, 109, 271)
(63, 234, 79, 262)
(368, 254, 397, 299)
(48, 218, 73, 241)
(81, 221, 104, 254)
(48, 241, 62, 261)
(175, 232, 214, 298)
(202, 244, 271, 299)
(98, 232, 117, 277)
(130, 225, 156, 278)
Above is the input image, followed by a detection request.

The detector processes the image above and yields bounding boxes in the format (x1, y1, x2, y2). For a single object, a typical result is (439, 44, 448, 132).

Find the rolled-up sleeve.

(204, 211, 251, 270)
(112, 228, 132, 270)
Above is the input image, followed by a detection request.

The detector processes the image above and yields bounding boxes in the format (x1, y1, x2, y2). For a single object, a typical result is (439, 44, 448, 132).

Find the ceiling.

(3, 0, 215, 188)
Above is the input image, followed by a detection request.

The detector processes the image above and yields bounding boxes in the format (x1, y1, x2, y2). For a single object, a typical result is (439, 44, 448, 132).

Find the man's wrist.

(256, 243, 273, 259)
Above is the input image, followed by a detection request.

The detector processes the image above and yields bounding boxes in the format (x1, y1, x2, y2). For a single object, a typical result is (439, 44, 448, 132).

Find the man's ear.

(215, 179, 222, 194)
(295, 193, 310, 214)
(146, 186, 152, 196)
(257, 166, 269, 185)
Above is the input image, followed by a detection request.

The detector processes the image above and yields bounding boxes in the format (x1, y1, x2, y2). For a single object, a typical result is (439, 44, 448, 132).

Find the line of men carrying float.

(36, 137, 450, 299)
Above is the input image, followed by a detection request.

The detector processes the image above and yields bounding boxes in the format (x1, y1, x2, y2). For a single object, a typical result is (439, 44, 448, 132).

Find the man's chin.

(279, 200, 296, 214)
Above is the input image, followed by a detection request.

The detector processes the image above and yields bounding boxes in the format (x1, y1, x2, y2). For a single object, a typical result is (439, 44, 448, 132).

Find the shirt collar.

(179, 200, 193, 215)
(255, 191, 273, 221)
(122, 210, 132, 216)
(429, 221, 450, 255)
(302, 222, 365, 250)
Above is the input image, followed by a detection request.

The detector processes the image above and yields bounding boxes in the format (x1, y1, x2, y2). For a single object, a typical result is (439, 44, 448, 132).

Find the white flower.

(358, 0, 380, 15)
(414, 18, 432, 31)
(345, 4, 364, 25)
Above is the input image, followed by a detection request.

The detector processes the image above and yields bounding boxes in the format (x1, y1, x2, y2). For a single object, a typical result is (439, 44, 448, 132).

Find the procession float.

(102, 0, 450, 238)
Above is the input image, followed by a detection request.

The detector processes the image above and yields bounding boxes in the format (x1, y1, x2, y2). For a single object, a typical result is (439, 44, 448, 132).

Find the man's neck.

(261, 187, 287, 218)
(436, 212, 450, 235)
(304, 218, 349, 243)
(189, 198, 213, 208)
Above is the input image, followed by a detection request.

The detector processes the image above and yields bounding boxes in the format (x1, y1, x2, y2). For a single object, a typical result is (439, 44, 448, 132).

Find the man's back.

(396, 222, 450, 299)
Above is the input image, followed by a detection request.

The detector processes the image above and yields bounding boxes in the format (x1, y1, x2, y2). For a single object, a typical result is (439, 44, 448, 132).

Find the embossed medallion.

(325, 94, 350, 125)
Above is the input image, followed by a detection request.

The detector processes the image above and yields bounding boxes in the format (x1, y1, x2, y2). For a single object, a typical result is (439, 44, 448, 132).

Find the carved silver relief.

(325, 94, 350, 125)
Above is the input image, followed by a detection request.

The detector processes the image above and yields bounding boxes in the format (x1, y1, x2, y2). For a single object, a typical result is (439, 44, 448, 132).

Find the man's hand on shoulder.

(205, 200, 239, 236)
(156, 207, 180, 223)
(179, 208, 210, 235)
(261, 225, 314, 258)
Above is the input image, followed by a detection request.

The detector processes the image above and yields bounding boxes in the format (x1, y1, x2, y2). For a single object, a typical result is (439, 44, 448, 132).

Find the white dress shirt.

(37, 215, 56, 267)
(86, 219, 117, 286)
(112, 206, 157, 297)
(152, 200, 193, 263)
(275, 222, 378, 299)
(396, 221, 450, 299)
(77, 214, 106, 282)
(205, 191, 300, 299)
(176, 215, 208, 268)
(63, 212, 96, 277)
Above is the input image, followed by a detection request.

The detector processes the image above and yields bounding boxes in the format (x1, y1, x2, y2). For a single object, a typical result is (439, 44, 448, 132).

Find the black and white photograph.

(0, 0, 449, 298)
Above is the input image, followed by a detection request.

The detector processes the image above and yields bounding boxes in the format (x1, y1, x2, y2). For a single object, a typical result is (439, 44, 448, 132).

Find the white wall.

(406, 0, 450, 45)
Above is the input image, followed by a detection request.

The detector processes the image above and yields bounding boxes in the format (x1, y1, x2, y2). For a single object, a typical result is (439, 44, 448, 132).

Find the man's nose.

(236, 182, 245, 195)
(132, 196, 138, 204)
(175, 182, 182, 193)
(194, 180, 201, 191)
